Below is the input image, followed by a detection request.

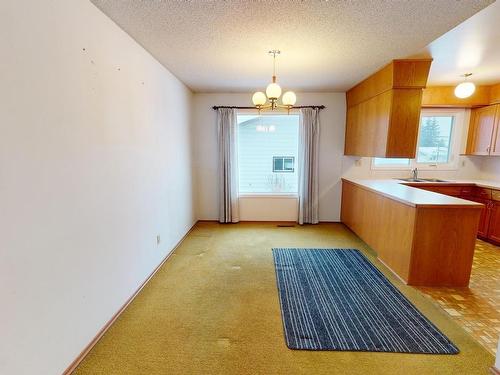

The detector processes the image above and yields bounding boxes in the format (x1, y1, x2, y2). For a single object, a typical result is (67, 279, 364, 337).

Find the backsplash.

(341, 155, 486, 181)
(481, 157, 500, 180)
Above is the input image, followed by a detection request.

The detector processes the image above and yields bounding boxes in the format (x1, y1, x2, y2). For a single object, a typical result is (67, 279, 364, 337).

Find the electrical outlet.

(354, 159, 362, 167)
(156, 235, 161, 245)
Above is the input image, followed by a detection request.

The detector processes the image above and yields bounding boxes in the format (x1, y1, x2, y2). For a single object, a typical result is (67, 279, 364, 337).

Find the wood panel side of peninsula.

(341, 179, 482, 286)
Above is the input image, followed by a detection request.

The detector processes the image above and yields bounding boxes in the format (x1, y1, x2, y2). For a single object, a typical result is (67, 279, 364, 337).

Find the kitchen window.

(416, 115, 454, 164)
(372, 109, 466, 170)
(237, 113, 299, 194)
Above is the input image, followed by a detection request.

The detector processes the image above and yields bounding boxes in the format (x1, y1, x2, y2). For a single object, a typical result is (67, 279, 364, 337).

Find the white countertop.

(341, 178, 499, 208)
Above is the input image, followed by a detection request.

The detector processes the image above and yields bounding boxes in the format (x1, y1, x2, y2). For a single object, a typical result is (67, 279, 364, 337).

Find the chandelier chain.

(269, 50, 280, 81)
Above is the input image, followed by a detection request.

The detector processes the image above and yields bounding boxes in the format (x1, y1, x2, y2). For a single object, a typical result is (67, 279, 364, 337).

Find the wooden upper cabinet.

(344, 59, 432, 157)
(491, 109, 500, 155)
(421, 86, 491, 108)
(421, 82, 500, 108)
(490, 83, 500, 105)
(466, 104, 498, 155)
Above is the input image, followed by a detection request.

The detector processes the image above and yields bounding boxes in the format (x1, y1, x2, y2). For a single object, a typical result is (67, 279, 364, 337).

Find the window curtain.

(217, 108, 240, 223)
(298, 107, 320, 225)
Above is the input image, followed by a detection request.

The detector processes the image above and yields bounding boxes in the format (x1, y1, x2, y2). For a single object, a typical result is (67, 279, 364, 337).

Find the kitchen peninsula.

(341, 178, 484, 287)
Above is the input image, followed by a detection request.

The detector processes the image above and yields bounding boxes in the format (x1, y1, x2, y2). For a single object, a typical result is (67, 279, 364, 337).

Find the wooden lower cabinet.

(341, 180, 481, 286)
(465, 197, 491, 238)
(408, 183, 470, 197)
(489, 201, 500, 244)
(421, 185, 462, 196)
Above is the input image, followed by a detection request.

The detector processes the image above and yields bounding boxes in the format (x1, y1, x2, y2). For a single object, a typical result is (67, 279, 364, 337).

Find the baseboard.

(197, 219, 298, 224)
(377, 257, 408, 285)
(240, 220, 297, 224)
(62, 221, 197, 375)
(196, 220, 341, 224)
(491, 366, 500, 375)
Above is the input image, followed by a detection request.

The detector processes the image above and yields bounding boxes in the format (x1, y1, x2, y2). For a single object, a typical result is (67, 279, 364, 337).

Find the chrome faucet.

(411, 168, 418, 180)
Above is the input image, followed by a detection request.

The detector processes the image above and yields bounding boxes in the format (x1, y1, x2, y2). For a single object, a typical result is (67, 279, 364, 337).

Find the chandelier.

(252, 50, 297, 111)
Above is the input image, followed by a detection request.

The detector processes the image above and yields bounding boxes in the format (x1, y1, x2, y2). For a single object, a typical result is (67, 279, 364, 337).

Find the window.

(372, 109, 465, 170)
(238, 114, 299, 194)
(372, 157, 411, 168)
(416, 115, 453, 163)
(273, 156, 295, 172)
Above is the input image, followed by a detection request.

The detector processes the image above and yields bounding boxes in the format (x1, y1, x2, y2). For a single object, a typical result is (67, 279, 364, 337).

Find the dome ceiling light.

(454, 73, 476, 99)
(252, 50, 297, 112)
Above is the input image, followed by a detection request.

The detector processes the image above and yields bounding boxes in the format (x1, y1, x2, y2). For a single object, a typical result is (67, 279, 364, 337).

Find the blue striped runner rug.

(272, 248, 459, 354)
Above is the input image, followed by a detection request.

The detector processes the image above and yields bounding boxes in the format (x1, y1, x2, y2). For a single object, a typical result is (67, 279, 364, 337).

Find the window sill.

(371, 166, 412, 171)
(415, 166, 459, 171)
(371, 166, 459, 171)
(239, 193, 298, 199)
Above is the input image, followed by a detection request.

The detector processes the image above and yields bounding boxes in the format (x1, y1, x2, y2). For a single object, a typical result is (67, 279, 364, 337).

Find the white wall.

(480, 157, 500, 180)
(192, 93, 346, 222)
(239, 196, 299, 221)
(0, 1, 195, 374)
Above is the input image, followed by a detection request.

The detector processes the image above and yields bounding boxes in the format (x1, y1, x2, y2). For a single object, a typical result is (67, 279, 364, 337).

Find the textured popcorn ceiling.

(90, 0, 494, 92)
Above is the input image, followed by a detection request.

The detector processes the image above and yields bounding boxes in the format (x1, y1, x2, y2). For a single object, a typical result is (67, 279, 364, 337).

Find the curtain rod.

(212, 105, 325, 110)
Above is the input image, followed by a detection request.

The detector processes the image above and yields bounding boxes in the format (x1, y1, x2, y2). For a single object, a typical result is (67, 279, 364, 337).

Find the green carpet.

(74, 222, 494, 374)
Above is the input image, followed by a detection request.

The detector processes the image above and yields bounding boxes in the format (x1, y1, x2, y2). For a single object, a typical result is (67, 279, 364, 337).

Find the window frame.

(370, 157, 412, 170)
(371, 108, 466, 171)
(273, 156, 295, 173)
(236, 110, 300, 197)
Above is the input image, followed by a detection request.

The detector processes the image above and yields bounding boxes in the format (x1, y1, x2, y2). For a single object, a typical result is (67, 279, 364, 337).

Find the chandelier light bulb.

(454, 81, 476, 99)
(282, 91, 297, 106)
(266, 82, 282, 100)
(252, 91, 267, 106)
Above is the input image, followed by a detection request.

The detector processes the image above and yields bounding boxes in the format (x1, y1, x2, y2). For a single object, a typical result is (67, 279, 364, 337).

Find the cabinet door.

(414, 186, 440, 193)
(412, 185, 464, 197)
(460, 185, 474, 198)
(467, 197, 491, 238)
(467, 105, 497, 155)
(344, 91, 391, 157)
(491, 105, 500, 156)
(472, 187, 492, 200)
(489, 201, 500, 244)
(431, 186, 463, 197)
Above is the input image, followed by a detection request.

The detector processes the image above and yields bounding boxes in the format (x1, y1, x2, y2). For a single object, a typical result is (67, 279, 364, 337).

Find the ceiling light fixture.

(454, 73, 476, 99)
(252, 50, 297, 112)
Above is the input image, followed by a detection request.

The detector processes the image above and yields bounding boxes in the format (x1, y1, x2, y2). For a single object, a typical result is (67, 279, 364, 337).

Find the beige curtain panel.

(217, 108, 240, 223)
(298, 107, 320, 225)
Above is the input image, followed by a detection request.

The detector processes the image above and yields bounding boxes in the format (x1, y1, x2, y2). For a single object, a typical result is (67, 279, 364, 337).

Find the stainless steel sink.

(397, 178, 427, 182)
(419, 178, 448, 182)
(398, 178, 448, 183)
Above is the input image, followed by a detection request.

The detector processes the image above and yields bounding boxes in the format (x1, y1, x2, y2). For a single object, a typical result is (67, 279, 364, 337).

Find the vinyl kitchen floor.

(417, 239, 500, 355)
